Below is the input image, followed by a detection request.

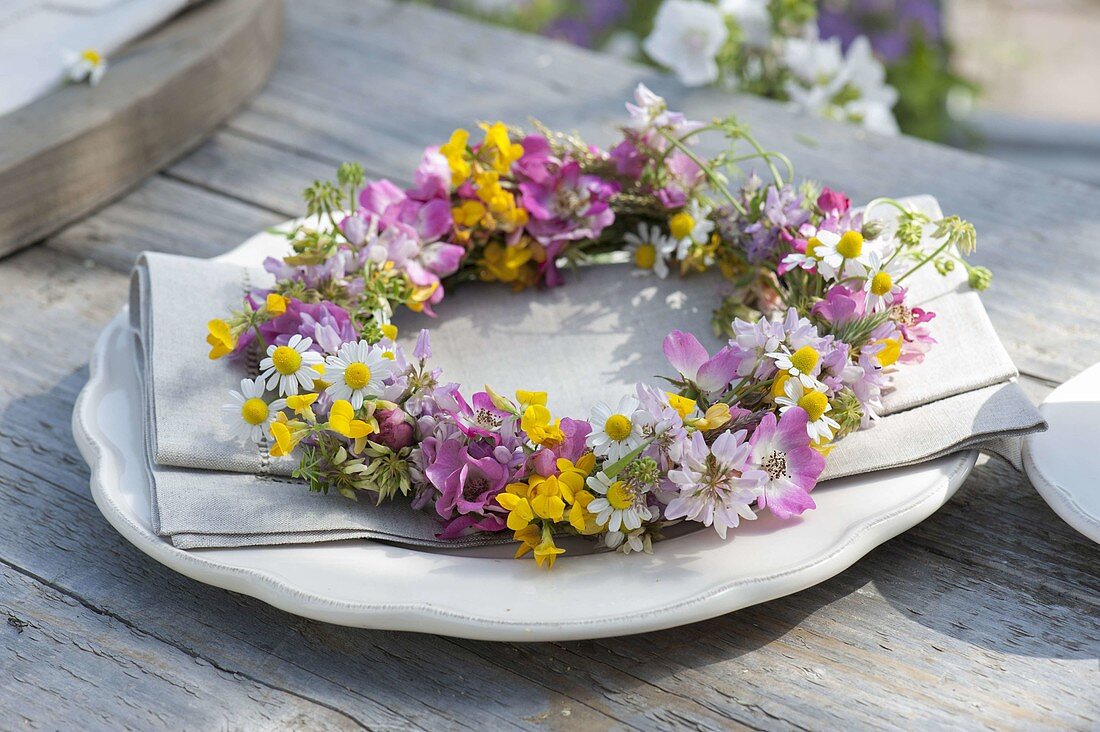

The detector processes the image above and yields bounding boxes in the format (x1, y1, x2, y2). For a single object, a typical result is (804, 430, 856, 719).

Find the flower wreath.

(207, 85, 988, 569)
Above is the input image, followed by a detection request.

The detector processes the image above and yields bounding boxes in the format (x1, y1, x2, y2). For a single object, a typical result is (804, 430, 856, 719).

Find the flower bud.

(373, 408, 414, 450)
(861, 219, 887, 240)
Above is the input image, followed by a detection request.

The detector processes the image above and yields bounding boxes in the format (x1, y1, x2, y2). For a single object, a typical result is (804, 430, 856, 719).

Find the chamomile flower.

(775, 378, 840, 442)
(669, 200, 715, 259)
(586, 471, 653, 532)
(604, 521, 659, 554)
(63, 48, 107, 86)
(222, 378, 287, 443)
(324, 340, 396, 409)
(624, 222, 675, 278)
(781, 230, 832, 273)
(587, 395, 643, 463)
(862, 248, 904, 312)
(817, 229, 873, 278)
(766, 344, 825, 389)
(259, 334, 323, 396)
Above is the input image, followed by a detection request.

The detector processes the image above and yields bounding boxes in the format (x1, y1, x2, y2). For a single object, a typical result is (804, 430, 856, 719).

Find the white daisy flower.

(587, 395, 643, 463)
(586, 471, 653, 533)
(604, 518, 660, 554)
(324, 340, 397, 409)
(624, 222, 675, 278)
(862, 247, 904, 312)
(259, 334, 323, 396)
(775, 378, 840, 442)
(780, 228, 833, 274)
(671, 200, 715, 260)
(63, 48, 107, 86)
(222, 378, 287, 443)
(815, 228, 873, 279)
(643, 0, 729, 87)
(766, 344, 826, 389)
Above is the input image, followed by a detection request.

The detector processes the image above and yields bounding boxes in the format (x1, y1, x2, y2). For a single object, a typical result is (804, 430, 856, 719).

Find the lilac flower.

(516, 138, 619, 245)
(665, 430, 763, 538)
(747, 408, 824, 519)
(427, 438, 512, 530)
(812, 285, 867, 326)
(663, 330, 742, 395)
(625, 83, 704, 140)
(742, 185, 810, 263)
(413, 328, 432, 360)
(635, 383, 689, 470)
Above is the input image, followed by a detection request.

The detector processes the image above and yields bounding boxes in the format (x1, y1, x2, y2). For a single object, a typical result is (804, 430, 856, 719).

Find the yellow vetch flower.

(534, 531, 565, 570)
(269, 413, 307, 457)
(512, 523, 541, 559)
(687, 403, 732, 430)
(554, 454, 596, 498)
(206, 319, 236, 360)
(478, 242, 534, 285)
(666, 393, 696, 419)
(496, 485, 535, 531)
(285, 392, 318, 419)
(515, 390, 547, 410)
(452, 199, 486, 228)
(480, 121, 524, 174)
(329, 399, 375, 452)
(405, 281, 440, 313)
(529, 478, 566, 522)
(520, 404, 565, 447)
(568, 489, 603, 535)
(439, 128, 471, 185)
(266, 293, 288, 316)
(874, 337, 902, 367)
(770, 371, 790, 400)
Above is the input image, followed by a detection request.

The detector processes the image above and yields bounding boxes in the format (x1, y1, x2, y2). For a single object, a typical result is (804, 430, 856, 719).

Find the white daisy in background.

(624, 222, 675, 278)
(862, 248, 904, 312)
(670, 200, 715, 260)
(587, 395, 643, 463)
(719, 0, 772, 49)
(775, 378, 840, 442)
(259, 334, 323, 396)
(839, 36, 900, 136)
(63, 48, 107, 86)
(604, 521, 660, 554)
(766, 344, 825, 389)
(222, 377, 286, 443)
(324, 340, 396, 409)
(586, 471, 654, 533)
(643, 0, 729, 86)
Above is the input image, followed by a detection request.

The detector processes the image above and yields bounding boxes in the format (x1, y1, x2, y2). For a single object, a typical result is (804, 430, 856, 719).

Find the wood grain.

(2, 0, 1098, 728)
(0, 0, 284, 258)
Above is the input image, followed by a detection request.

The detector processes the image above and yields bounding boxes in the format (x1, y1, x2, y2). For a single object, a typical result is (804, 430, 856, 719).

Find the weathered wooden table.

(2, 1, 1098, 728)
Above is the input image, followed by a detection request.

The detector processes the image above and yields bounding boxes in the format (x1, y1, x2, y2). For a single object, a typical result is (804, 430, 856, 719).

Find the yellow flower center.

(805, 236, 823, 258)
(797, 390, 829, 422)
(606, 481, 634, 510)
(837, 230, 864, 259)
(669, 211, 695, 240)
(271, 346, 302, 375)
(871, 271, 893, 296)
(344, 362, 372, 390)
(81, 49, 102, 65)
(789, 345, 819, 374)
(633, 243, 657, 270)
(241, 398, 269, 426)
(604, 414, 633, 442)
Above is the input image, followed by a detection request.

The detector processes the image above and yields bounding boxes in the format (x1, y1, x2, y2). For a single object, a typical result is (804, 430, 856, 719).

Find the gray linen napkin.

(132, 196, 1045, 550)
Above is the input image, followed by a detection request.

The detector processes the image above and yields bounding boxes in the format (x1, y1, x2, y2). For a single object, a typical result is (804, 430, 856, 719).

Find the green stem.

(657, 129, 747, 216)
(896, 239, 952, 284)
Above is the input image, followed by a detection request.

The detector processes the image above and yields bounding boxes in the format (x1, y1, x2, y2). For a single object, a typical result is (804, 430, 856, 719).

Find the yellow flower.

(529, 477, 567, 522)
(266, 293, 288, 316)
(534, 531, 565, 570)
(874, 337, 902, 368)
(405, 281, 440, 313)
(269, 413, 307, 457)
(770, 371, 790, 400)
(687, 403, 732, 430)
(496, 484, 535, 531)
(665, 393, 696, 419)
(554, 454, 596, 499)
(512, 523, 541, 559)
(381, 323, 398, 341)
(206, 319, 236, 360)
(478, 241, 534, 285)
(329, 399, 375, 453)
(473, 170, 528, 227)
(480, 121, 524, 174)
(568, 489, 602, 535)
(452, 199, 486, 228)
(515, 390, 547, 410)
(439, 128, 471, 185)
(521, 404, 565, 447)
(285, 392, 318, 421)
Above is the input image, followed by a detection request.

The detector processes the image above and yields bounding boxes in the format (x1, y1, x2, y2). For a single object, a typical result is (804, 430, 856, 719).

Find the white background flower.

(624, 222, 675, 278)
(644, 0, 729, 86)
(720, 0, 772, 49)
(586, 472, 653, 533)
(63, 48, 107, 86)
(587, 395, 642, 463)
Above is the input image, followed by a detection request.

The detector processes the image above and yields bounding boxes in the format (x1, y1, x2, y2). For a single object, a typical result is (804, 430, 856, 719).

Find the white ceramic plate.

(72, 232, 977, 641)
(1024, 362, 1100, 545)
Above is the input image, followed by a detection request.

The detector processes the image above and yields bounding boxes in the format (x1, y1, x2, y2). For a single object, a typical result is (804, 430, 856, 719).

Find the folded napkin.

(131, 196, 1045, 550)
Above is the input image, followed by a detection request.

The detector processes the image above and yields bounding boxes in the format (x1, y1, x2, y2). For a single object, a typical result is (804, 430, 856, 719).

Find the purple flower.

(527, 417, 592, 475)
(663, 330, 741, 395)
(665, 430, 762, 538)
(813, 285, 867, 326)
(236, 298, 356, 355)
(516, 137, 619, 245)
(413, 328, 432, 360)
(748, 408, 824, 519)
(743, 185, 810, 263)
(427, 439, 511, 524)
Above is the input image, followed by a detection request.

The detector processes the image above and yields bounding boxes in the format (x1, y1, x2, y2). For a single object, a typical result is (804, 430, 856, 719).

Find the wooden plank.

(0, 568, 363, 730)
(1, 244, 1097, 728)
(0, 0, 284, 258)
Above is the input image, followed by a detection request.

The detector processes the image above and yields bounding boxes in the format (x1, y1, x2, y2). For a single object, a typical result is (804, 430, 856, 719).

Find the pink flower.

(812, 285, 867, 326)
(817, 187, 851, 215)
(516, 137, 619, 245)
(665, 430, 762, 538)
(236, 297, 355, 356)
(747, 408, 824, 519)
(374, 408, 415, 451)
(662, 330, 742, 395)
(427, 439, 511, 528)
